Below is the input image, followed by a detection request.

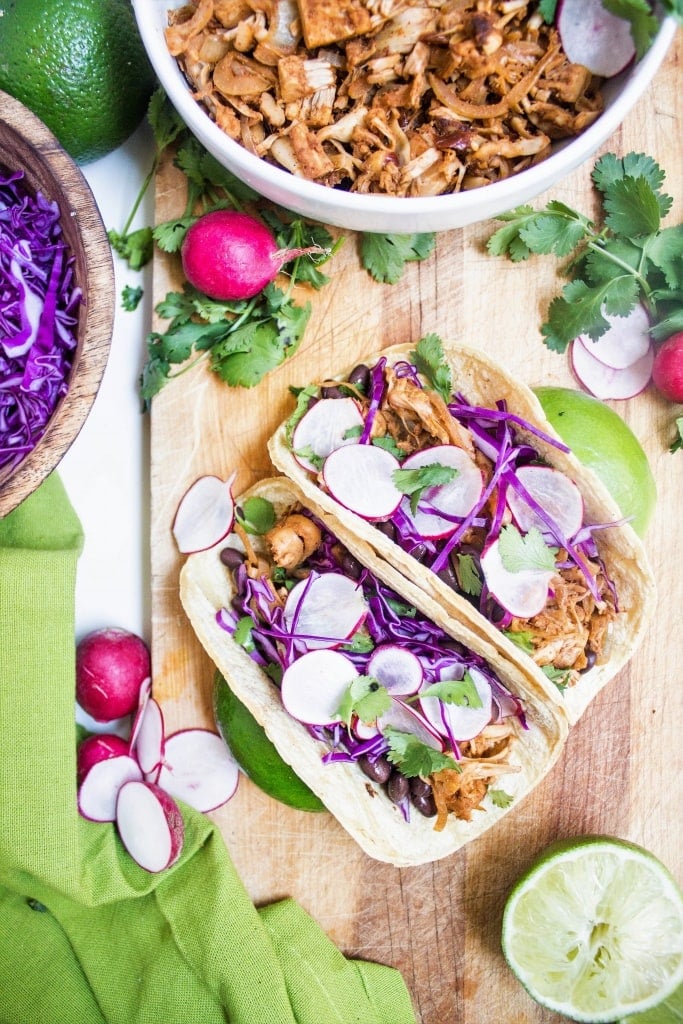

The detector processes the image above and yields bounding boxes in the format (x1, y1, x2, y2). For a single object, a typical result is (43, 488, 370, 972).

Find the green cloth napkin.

(0, 474, 416, 1024)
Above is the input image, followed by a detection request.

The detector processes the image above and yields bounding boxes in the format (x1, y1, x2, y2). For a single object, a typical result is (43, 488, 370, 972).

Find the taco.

(179, 477, 567, 867)
(268, 337, 655, 724)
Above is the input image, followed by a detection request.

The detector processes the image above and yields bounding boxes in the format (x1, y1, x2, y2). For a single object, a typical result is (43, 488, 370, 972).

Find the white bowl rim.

(134, 1, 677, 226)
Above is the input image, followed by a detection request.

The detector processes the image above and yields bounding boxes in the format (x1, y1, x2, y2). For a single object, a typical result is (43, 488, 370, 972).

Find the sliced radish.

(507, 465, 584, 541)
(323, 444, 402, 520)
(377, 697, 445, 751)
(292, 397, 364, 472)
(419, 667, 493, 743)
(281, 649, 358, 725)
(78, 754, 143, 823)
(115, 781, 184, 873)
(557, 0, 636, 78)
(367, 645, 423, 696)
(157, 729, 239, 813)
(172, 473, 236, 554)
(130, 696, 166, 780)
(283, 571, 368, 649)
(353, 717, 381, 741)
(77, 733, 130, 787)
(571, 336, 654, 400)
(575, 306, 651, 370)
(399, 445, 484, 539)
(480, 538, 555, 619)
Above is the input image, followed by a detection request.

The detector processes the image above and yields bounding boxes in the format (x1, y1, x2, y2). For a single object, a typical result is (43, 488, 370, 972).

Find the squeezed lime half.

(502, 836, 683, 1023)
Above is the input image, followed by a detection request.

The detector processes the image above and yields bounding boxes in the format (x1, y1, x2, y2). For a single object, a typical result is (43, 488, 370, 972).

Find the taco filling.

(279, 336, 619, 694)
(216, 499, 525, 829)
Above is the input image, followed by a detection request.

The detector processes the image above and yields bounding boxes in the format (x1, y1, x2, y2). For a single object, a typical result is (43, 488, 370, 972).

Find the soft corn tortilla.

(268, 341, 656, 725)
(180, 477, 567, 867)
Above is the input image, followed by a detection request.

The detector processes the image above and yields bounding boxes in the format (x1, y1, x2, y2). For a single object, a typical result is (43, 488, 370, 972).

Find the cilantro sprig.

(487, 152, 683, 353)
(360, 233, 436, 284)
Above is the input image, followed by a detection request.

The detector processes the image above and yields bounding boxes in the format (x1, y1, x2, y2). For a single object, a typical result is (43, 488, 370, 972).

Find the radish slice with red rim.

(78, 754, 143, 823)
(283, 572, 368, 649)
(507, 465, 584, 541)
(376, 697, 444, 751)
(281, 649, 358, 725)
(399, 445, 484, 539)
(575, 306, 651, 370)
(571, 336, 654, 400)
(292, 397, 364, 472)
(115, 781, 184, 873)
(480, 538, 555, 619)
(77, 733, 130, 787)
(419, 667, 493, 743)
(367, 645, 423, 696)
(557, 0, 636, 78)
(173, 473, 236, 554)
(323, 444, 402, 520)
(157, 729, 239, 812)
(130, 696, 166, 780)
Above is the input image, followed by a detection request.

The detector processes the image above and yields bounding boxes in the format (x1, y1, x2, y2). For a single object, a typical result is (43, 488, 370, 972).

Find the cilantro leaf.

(502, 628, 535, 654)
(592, 151, 667, 198)
(454, 553, 482, 597)
(517, 202, 592, 257)
(210, 320, 291, 388)
(542, 664, 572, 692)
(336, 676, 391, 728)
(372, 434, 403, 458)
(108, 225, 154, 270)
(235, 497, 276, 535)
(383, 728, 456, 778)
(360, 232, 436, 284)
(498, 526, 557, 573)
(416, 672, 483, 708)
(410, 333, 452, 402)
(121, 285, 143, 312)
(233, 616, 255, 652)
(537, 0, 558, 19)
(392, 463, 458, 514)
(669, 417, 683, 454)
(602, 176, 664, 237)
(489, 789, 514, 809)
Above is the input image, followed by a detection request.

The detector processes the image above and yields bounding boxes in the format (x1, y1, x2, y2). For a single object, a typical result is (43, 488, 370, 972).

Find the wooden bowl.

(0, 89, 114, 517)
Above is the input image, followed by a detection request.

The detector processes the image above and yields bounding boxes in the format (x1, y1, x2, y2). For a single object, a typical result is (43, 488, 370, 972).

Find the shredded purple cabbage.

(0, 167, 81, 472)
(216, 514, 526, 772)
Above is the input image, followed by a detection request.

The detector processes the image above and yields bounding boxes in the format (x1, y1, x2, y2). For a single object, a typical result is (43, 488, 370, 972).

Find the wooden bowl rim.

(0, 89, 115, 518)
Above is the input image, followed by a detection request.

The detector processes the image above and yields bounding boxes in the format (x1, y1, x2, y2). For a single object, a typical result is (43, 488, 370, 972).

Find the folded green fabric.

(0, 474, 416, 1024)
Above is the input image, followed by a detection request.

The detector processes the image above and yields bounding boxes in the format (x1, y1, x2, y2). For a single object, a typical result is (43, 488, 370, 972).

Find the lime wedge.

(619, 982, 683, 1023)
(502, 836, 683, 1023)
(213, 672, 325, 812)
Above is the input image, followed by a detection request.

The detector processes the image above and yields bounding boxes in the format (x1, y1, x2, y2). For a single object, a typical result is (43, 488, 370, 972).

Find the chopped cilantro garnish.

(383, 727, 456, 778)
(336, 676, 391, 728)
(489, 789, 514, 809)
(542, 665, 573, 692)
(410, 333, 453, 402)
(392, 462, 458, 514)
(233, 616, 255, 653)
(498, 525, 558, 574)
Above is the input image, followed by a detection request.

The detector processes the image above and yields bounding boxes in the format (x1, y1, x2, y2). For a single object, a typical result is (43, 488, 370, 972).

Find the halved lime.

(619, 982, 683, 1023)
(533, 386, 656, 537)
(502, 836, 683, 1023)
(213, 672, 325, 812)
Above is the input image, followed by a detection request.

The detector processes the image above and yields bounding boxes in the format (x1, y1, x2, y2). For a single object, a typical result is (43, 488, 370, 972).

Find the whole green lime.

(213, 672, 326, 813)
(534, 386, 657, 537)
(0, 0, 156, 163)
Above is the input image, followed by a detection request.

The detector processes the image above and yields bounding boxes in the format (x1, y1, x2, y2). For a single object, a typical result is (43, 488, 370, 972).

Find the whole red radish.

(652, 332, 683, 403)
(77, 732, 130, 786)
(76, 627, 151, 722)
(180, 209, 326, 302)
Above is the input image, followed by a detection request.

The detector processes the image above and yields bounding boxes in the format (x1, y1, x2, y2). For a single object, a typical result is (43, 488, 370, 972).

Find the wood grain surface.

(150, 34, 682, 1024)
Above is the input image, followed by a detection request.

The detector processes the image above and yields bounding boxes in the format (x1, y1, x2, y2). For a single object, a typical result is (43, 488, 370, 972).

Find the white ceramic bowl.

(134, 1, 676, 233)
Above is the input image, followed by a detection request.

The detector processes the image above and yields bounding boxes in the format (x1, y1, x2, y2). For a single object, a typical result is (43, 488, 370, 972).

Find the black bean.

(358, 754, 392, 784)
(387, 771, 410, 804)
(347, 364, 371, 393)
(339, 550, 363, 580)
(581, 649, 597, 673)
(375, 520, 397, 541)
(436, 561, 459, 590)
(321, 384, 345, 399)
(410, 778, 437, 818)
(220, 546, 245, 571)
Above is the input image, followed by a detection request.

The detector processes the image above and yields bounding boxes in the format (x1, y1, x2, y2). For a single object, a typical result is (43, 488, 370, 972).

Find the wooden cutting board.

(150, 35, 682, 1024)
